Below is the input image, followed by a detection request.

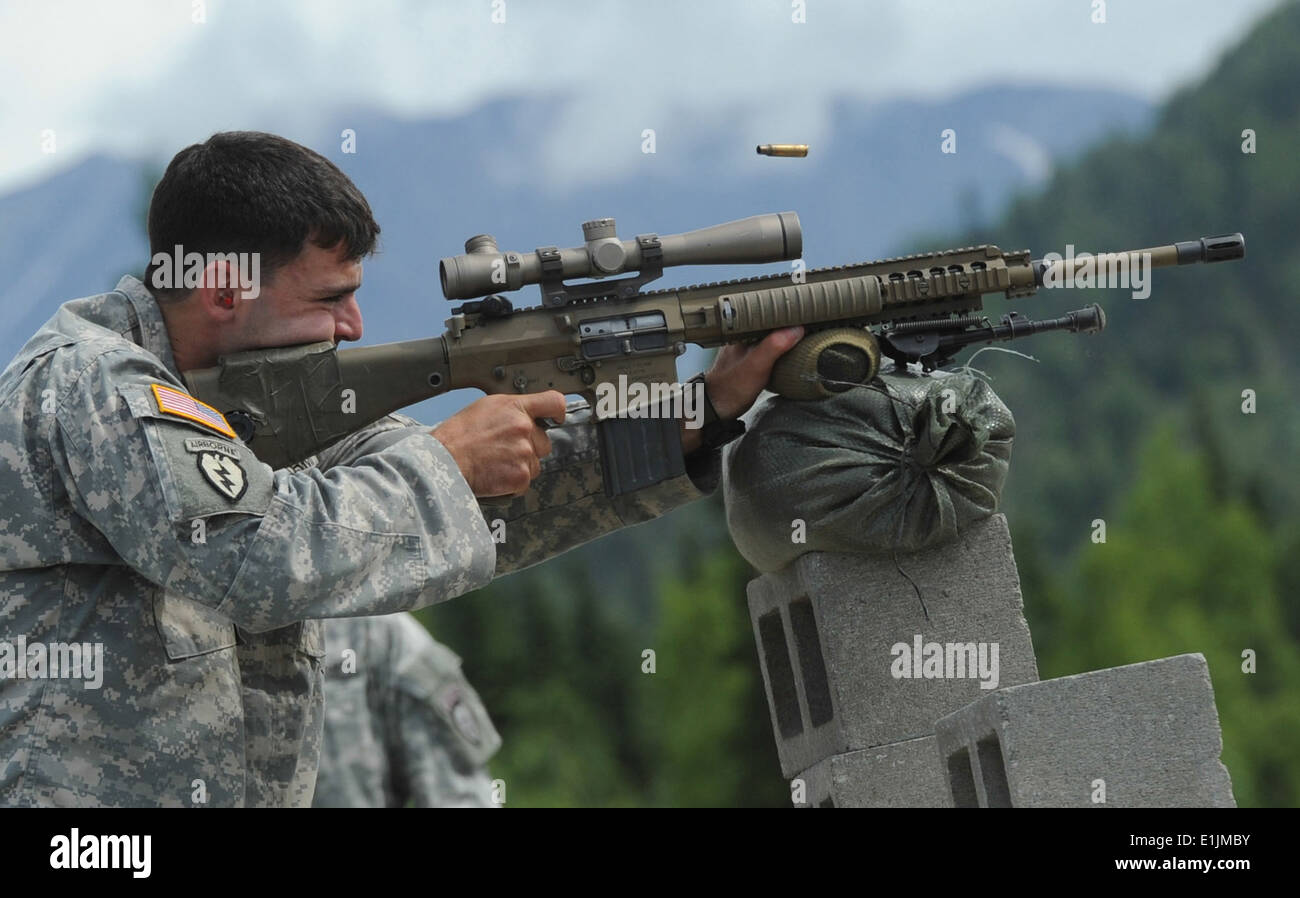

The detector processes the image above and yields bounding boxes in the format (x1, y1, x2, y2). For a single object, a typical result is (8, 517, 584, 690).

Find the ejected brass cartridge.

(756, 144, 809, 157)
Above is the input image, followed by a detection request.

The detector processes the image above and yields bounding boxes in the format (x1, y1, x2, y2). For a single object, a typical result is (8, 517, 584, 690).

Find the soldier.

(0, 130, 801, 806)
(312, 614, 500, 808)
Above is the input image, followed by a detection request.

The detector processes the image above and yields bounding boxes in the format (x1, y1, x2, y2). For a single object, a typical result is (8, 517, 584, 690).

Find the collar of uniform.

(114, 275, 183, 381)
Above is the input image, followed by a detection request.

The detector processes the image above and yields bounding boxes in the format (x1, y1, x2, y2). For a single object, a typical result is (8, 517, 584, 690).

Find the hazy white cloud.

(986, 124, 1053, 184)
(0, 0, 1282, 192)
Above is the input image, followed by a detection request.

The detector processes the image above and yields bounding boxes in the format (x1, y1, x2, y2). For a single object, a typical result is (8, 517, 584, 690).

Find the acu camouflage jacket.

(0, 276, 715, 807)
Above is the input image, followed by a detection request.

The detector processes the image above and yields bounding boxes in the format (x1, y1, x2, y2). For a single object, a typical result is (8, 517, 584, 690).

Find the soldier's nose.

(334, 297, 363, 343)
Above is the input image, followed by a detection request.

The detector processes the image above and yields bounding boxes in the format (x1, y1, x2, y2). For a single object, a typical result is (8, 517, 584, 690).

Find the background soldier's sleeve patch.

(151, 383, 237, 439)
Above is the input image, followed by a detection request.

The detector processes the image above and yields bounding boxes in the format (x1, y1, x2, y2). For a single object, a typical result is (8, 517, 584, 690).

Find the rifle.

(184, 213, 1244, 496)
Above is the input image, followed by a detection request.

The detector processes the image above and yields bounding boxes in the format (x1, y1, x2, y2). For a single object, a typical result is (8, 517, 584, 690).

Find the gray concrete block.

(748, 513, 1039, 777)
(793, 736, 953, 808)
(934, 653, 1236, 808)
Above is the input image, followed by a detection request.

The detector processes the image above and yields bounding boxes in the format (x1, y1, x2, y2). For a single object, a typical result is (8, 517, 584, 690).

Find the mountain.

(0, 157, 152, 356)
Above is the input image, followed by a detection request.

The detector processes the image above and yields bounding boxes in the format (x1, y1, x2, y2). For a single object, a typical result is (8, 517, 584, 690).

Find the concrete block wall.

(748, 513, 1039, 780)
(793, 736, 953, 808)
(933, 653, 1236, 808)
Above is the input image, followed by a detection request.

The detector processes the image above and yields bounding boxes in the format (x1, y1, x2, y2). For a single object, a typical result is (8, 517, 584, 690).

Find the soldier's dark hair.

(145, 131, 379, 298)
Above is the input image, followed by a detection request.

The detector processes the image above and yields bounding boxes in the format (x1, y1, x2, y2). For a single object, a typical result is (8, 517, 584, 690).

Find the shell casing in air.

(756, 144, 809, 157)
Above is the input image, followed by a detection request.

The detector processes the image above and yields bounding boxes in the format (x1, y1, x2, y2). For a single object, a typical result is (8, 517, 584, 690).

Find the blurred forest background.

(421, 1, 1300, 807)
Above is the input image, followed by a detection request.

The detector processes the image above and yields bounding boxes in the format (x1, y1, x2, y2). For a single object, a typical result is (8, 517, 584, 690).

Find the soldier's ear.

(192, 259, 242, 321)
(192, 286, 238, 322)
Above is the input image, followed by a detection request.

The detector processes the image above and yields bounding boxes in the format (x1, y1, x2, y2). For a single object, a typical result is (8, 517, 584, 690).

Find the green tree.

(644, 549, 788, 807)
(422, 560, 649, 806)
(1033, 425, 1300, 807)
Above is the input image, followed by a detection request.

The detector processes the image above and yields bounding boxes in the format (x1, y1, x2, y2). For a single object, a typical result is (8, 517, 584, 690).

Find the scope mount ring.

(539, 234, 664, 308)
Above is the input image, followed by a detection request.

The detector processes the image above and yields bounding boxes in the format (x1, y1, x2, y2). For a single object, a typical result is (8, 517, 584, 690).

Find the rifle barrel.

(1030, 233, 1244, 286)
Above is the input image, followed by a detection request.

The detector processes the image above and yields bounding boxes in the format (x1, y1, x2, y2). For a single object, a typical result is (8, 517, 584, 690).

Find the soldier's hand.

(678, 327, 802, 455)
(703, 326, 804, 420)
(431, 391, 567, 497)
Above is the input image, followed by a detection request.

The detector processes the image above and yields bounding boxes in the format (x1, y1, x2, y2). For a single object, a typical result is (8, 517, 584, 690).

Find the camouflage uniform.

(0, 276, 715, 807)
(312, 614, 500, 808)
(310, 406, 721, 810)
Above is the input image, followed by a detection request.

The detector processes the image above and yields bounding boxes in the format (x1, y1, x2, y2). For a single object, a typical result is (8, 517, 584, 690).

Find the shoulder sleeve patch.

(114, 382, 273, 521)
(150, 383, 237, 439)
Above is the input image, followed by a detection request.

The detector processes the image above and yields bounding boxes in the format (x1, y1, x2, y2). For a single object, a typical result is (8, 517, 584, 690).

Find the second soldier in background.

(314, 614, 500, 808)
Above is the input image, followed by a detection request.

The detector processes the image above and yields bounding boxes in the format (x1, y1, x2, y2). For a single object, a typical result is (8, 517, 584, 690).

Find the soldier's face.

(234, 241, 364, 350)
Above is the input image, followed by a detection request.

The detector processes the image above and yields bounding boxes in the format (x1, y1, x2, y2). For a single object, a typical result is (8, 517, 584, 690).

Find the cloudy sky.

(0, 0, 1282, 193)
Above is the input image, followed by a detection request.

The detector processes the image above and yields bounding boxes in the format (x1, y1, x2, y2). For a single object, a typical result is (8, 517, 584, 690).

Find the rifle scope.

(440, 212, 803, 300)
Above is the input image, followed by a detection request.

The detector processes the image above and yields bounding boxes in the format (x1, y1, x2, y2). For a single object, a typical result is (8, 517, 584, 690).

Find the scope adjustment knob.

(464, 234, 499, 254)
(582, 218, 617, 240)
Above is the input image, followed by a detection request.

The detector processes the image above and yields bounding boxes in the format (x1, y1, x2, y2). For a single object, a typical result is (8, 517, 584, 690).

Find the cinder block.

(933, 653, 1236, 808)
(748, 513, 1039, 777)
(793, 736, 953, 808)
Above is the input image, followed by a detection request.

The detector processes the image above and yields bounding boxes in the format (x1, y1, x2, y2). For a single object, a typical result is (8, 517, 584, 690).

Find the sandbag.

(723, 367, 1014, 571)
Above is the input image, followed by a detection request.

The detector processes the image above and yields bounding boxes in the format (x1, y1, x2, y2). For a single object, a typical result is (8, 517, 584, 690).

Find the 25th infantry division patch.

(183, 439, 248, 502)
(195, 451, 248, 501)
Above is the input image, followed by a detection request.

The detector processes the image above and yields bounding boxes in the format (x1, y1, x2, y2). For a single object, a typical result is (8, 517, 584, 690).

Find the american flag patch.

(150, 384, 237, 439)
